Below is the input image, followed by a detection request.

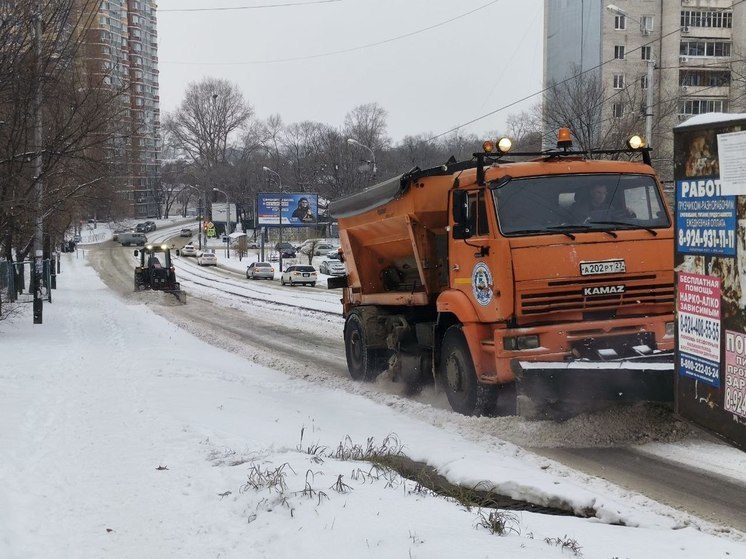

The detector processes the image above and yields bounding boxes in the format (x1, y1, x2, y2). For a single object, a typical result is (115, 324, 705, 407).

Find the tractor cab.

(133, 244, 185, 303)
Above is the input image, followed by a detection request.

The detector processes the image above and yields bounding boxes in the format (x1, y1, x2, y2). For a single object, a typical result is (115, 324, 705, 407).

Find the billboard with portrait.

(257, 193, 318, 227)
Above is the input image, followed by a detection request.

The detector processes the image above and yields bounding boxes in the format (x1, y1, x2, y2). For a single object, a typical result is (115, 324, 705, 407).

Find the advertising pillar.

(674, 113, 746, 450)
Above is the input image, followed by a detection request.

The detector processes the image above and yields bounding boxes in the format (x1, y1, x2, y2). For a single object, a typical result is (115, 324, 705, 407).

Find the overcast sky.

(156, 0, 544, 143)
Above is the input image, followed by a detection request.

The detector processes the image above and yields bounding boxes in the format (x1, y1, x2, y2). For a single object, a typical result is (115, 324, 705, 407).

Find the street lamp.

(213, 187, 231, 259)
(606, 4, 655, 146)
(347, 138, 377, 180)
(262, 166, 285, 271)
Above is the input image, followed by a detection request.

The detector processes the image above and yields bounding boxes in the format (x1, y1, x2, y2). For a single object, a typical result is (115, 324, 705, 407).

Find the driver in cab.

(573, 184, 635, 222)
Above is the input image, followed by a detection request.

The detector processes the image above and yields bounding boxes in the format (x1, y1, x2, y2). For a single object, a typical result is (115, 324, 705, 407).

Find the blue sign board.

(257, 193, 319, 227)
(675, 179, 736, 256)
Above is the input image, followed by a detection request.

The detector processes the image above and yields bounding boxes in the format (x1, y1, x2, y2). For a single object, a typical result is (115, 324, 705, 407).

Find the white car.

(319, 260, 346, 276)
(197, 250, 218, 266)
(280, 265, 317, 287)
(180, 243, 198, 257)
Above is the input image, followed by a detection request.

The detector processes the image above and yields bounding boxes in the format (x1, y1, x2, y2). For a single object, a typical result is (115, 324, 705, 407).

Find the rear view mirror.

(452, 190, 473, 240)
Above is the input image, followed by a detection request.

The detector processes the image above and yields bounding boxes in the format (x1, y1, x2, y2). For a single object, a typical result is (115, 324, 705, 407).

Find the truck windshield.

(493, 174, 670, 236)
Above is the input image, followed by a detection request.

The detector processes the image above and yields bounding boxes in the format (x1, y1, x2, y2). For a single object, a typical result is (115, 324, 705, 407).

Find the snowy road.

(86, 227, 746, 533)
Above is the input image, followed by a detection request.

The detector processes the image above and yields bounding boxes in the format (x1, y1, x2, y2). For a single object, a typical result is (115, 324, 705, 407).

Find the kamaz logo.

(583, 285, 625, 296)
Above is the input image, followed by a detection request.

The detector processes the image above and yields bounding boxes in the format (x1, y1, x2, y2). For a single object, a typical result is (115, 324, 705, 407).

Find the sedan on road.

(280, 265, 317, 287)
(246, 262, 275, 280)
(180, 228, 192, 237)
(180, 243, 198, 257)
(319, 260, 346, 276)
(197, 250, 218, 266)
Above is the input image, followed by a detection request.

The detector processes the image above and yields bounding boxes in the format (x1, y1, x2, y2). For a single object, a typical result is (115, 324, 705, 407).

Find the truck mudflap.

(510, 354, 674, 420)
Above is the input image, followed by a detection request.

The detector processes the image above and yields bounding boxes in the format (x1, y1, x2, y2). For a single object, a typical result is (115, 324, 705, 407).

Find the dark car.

(180, 228, 192, 237)
(144, 221, 157, 232)
(135, 223, 147, 232)
(275, 241, 296, 258)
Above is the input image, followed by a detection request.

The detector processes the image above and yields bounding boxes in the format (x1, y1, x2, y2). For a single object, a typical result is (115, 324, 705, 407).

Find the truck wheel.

(344, 311, 387, 382)
(440, 325, 497, 416)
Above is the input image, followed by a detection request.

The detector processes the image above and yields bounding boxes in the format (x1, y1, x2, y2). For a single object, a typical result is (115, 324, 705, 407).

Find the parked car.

(319, 259, 346, 276)
(280, 265, 317, 287)
(246, 261, 275, 280)
(197, 250, 218, 266)
(247, 240, 260, 249)
(275, 241, 296, 258)
(326, 248, 342, 260)
(297, 238, 338, 255)
(312, 242, 339, 256)
(180, 228, 192, 237)
(180, 243, 198, 257)
(112, 228, 130, 241)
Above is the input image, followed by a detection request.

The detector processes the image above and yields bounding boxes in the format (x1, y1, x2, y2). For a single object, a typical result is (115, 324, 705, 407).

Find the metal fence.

(0, 257, 53, 307)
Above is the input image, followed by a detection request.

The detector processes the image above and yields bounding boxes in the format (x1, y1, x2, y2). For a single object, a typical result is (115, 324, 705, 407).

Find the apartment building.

(82, 0, 161, 218)
(544, 0, 745, 181)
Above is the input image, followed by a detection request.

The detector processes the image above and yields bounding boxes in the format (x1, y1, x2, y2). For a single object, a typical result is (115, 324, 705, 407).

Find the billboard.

(673, 114, 746, 451)
(257, 193, 318, 227)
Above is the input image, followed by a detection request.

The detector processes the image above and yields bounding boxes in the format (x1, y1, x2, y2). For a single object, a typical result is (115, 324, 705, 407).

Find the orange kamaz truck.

(328, 131, 674, 418)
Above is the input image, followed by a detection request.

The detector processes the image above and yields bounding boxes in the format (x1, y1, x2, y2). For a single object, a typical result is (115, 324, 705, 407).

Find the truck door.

(450, 189, 500, 322)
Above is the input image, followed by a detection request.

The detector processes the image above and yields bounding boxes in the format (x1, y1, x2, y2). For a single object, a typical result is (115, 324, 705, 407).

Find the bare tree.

(343, 102, 390, 151)
(163, 77, 253, 174)
(541, 65, 605, 151)
(0, 1, 133, 318)
(504, 109, 543, 151)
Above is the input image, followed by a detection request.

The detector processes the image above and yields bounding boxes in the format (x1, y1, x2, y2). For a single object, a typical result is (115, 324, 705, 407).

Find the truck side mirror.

(134, 250, 139, 257)
(452, 190, 473, 240)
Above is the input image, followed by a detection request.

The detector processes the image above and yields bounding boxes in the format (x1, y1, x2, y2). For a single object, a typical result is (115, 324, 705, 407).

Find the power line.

(159, 0, 341, 12)
(160, 0, 502, 65)
(427, 1, 746, 142)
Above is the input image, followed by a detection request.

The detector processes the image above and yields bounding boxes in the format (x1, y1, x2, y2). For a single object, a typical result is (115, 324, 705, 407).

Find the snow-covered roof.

(675, 112, 746, 128)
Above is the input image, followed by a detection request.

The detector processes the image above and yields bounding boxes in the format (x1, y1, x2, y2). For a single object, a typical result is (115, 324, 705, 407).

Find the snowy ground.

(1, 221, 745, 558)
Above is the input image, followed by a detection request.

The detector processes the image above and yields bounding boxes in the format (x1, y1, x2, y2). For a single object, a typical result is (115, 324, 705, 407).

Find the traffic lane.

(533, 446, 746, 532)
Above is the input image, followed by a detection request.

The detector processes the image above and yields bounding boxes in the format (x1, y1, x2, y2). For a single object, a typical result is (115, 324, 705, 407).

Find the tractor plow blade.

(511, 355, 674, 420)
(168, 289, 186, 304)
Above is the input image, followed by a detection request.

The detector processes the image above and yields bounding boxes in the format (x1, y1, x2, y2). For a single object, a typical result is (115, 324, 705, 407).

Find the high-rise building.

(544, 0, 745, 181)
(81, 0, 161, 218)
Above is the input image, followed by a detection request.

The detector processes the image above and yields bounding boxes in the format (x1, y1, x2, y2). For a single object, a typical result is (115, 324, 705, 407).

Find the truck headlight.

(503, 335, 540, 351)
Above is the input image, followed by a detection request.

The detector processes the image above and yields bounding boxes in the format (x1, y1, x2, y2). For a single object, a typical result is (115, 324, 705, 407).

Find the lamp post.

(606, 4, 655, 146)
(262, 166, 284, 271)
(347, 138, 377, 180)
(213, 187, 230, 259)
(32, 1, 44, 324)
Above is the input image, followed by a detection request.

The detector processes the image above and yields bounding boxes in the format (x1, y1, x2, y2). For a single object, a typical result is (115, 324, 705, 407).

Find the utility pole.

(645, 59, 655, 148)
(32, 0, 44, 324)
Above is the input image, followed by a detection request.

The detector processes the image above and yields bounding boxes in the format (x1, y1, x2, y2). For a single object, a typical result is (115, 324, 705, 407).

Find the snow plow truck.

(328, 130, 675, 418)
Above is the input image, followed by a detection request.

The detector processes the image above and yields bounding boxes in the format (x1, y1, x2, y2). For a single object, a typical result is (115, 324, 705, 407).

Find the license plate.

(580, 259, 626, 276)
(302, 273, 309, 277)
